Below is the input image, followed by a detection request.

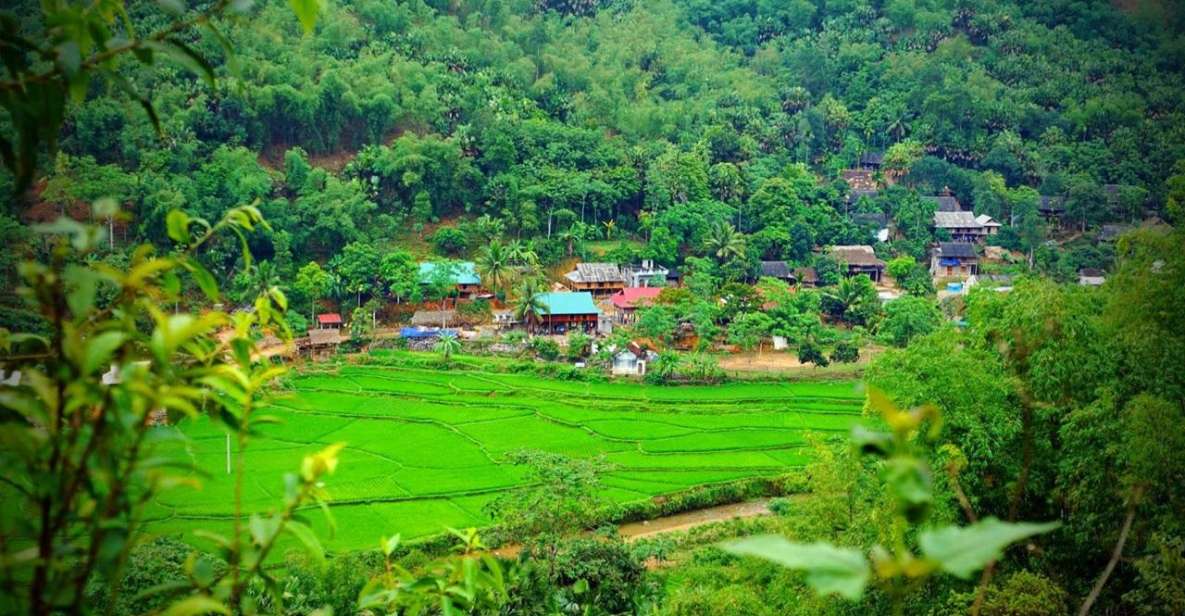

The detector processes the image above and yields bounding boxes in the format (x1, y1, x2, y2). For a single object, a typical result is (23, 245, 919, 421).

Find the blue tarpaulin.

(939, 257, 961, 266)
(400, 327, 457, 339)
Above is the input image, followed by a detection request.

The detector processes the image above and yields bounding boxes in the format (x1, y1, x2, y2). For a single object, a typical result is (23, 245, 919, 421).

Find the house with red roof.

(609, 287, 662, 324)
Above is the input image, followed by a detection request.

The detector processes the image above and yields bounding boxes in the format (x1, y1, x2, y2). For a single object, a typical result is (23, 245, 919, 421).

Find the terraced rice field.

(146, 363, 863, 552)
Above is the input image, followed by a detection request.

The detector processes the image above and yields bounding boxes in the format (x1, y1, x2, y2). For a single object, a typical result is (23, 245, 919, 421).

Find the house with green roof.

(534, 292, 601, 334)
(418, 261, 483, 298)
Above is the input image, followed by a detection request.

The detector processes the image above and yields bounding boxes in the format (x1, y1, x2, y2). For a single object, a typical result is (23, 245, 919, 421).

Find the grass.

(146, 361, 863, 553)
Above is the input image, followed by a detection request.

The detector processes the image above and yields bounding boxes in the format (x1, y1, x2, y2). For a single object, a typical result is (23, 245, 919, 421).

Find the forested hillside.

(3, 0, 1185, 331)
(2, 1, 1185, 615)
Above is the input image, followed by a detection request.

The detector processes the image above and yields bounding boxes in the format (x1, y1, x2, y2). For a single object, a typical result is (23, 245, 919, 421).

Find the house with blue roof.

(418, 261, 483, 298)
(534, 291, 601, 334)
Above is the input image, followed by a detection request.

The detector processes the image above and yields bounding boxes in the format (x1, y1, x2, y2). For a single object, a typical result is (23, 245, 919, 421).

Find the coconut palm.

(705, 221, 746, 263)
(511, 277, 548, 332)
(476, 240, 511, 298)
(433, 332, 462, 363)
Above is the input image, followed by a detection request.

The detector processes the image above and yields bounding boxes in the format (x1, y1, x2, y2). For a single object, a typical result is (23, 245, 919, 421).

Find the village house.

(933, 211, 988, 243)
(858, 150, 884, 171)
(829, 245, 886, 282)
(1039, 196, 1066, 223)
(535, 292, 601, 334)
(610, 287, 662, 324)
(931, 242, 979, 278)
(1078, 268, 1106, 286)
(563, 263, 625, 296)
(611, 342, 658, 377)
(976, 214, 1002, 236)
(620, 260, 670, 287)
(316, 313, 342, 329)
(418, 261, 483, 298)
(759, 261, 797, 284)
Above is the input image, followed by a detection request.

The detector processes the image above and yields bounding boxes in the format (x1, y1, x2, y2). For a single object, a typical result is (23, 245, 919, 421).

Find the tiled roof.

(419, 261, 481, 285)
(538, 292, 601, 316)
(937, 242, 977, 259)
(934, 211, 981, 228)
(316, 313, 342, 324)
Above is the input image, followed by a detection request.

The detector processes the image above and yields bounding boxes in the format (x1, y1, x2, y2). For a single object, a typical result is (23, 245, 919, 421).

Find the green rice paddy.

(146, 363, 863, 552)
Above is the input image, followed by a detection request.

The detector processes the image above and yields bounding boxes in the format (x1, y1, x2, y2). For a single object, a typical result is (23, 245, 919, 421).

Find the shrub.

(431, 226, 468, 256)
(830, 341, 859, 364)
(529, 337, 560, 361)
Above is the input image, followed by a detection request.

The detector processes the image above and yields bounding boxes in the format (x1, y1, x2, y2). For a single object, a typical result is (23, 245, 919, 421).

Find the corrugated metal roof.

(566, 262, 623, 283)
(611, 287, 662, 310)
(538, 292, 601, 316)
(418, 262, 481, 285)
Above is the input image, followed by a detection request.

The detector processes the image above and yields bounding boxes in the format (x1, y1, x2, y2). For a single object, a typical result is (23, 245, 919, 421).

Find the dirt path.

(491, 499, 773, 559)
(718, 346, 882, 374)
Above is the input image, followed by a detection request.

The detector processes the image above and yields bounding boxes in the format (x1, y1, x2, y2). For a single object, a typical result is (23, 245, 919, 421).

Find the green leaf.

(63, 264, 100, 318)
(287, 0, 322, 34)
(285, 520, 325, 569)
(919, 518, 1060, 579)
(167, 210, 190, 244)
(184, 258, 220, 301)
(720, 535, 869, 600)
(154, 0, 186, 15)
(82, 331, 126, 376)
(161, 595, 230, 616)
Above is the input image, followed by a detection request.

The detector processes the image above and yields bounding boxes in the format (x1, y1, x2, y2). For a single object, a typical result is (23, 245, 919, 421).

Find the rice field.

(145, 363, 864, 552)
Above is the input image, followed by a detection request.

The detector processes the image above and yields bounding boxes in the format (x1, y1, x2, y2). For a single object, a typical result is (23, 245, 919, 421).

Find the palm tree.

(433, 332, 462, 363)
(511, 277, 548, 333)
(602, 219, 616, 239)
(506, 240, 530, 265)
(705, 221, 746, 263)
(557, 227, 577, 257)
(476, 240, 511, 298)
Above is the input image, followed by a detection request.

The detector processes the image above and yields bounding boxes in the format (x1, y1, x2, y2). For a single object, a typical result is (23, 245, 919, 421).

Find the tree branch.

(1077, 503, 1136, 616)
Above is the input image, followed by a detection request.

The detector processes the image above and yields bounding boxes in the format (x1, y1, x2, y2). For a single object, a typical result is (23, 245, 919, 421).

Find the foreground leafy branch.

(721, 389, 1058, 608)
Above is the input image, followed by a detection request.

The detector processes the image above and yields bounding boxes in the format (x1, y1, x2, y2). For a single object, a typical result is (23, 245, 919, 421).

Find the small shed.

(1078, 268, 1106, 286)
(316, 313, 343, 329)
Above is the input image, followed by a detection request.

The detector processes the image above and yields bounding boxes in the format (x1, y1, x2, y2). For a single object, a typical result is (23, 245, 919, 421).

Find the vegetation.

(2, 0, 1185, 613)
(150, 360, 861, 550)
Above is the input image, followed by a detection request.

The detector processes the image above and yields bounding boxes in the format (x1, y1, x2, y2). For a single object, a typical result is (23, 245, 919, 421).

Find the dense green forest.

(4, 0, 1185, 329)
(2, 0, 1185, 614)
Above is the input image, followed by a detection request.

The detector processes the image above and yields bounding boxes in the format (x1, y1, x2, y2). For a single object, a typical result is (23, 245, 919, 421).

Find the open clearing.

(145, 362, 862, 552)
